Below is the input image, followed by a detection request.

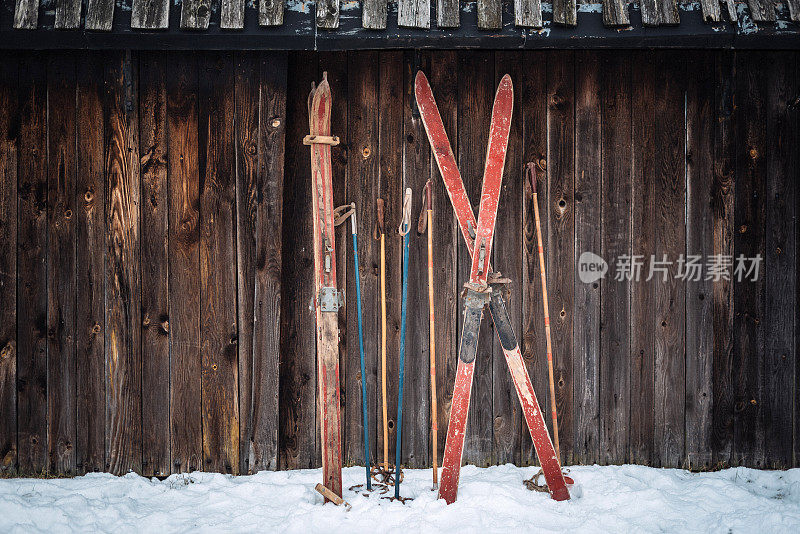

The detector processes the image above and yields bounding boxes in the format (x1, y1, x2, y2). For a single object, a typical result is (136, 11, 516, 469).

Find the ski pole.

(526, 161, 561, 461)
(395, 188, 412, 499)
(417, 180, 438, 489)
(376, 198, 389, 473)
(349, 203, 372, 490)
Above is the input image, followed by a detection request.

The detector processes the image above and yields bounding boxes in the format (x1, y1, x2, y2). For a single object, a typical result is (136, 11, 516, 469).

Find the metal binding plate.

(319, 287, 343, 312)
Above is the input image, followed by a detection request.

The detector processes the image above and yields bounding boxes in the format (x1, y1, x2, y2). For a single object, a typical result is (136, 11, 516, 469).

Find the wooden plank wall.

(0, 50, 797, 476)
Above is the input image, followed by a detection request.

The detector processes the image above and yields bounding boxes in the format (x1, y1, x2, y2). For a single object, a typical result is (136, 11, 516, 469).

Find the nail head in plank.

(398, 0, 431, 28)
(748, 0, 776, 22)
(221, 0, 245, 29)
(260, 0, 285, 26)
(131, 0, 169, 29)
(553, 0, 577, 26)
(55, 0, 82, 29)
(317, 0, 340, 29)
(602, 0, 630, 26)
(86, 0, 115, 31)
(437, 0, 459, 27)
(13, 0, 38, 29)
(181, 0, 212, 30)
(515, 0, 542, 27)
(478, 0, 502, 29)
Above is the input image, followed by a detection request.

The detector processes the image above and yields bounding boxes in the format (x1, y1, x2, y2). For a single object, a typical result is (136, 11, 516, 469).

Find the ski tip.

(499, 73, 513, 90)
(415, 70, 429, 87)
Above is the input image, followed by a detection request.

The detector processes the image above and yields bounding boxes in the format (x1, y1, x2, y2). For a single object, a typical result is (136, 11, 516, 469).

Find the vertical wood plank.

(763, 52, 796, 469)
(492, 51, 522, 466)
(14, 0, 38, 29)
(399, 0, 431, 28)
(553, 0, 576, 26)
(428, 50, 459, 469)
(363, 0, 388, 29)
(17, 54, 48, 475)
(0, 58, 19, 475)
(437, 0, 459, 28)
(167, 53, 202, 474)
(279, 51, 318, 469)
(514, 0, 542, 28)
(458, 51, 494, 467)
(221, 0, 245, 28)
(199, 53, 240, 475)
(402, 50, 431, 467)
(629, 51, 655, 467)
(478, 0, 502, 29)
(573, 50, 602, 466)
(652, 52, 686, 468)
(131, 0, 170, 29)
(711, 50, 735, 467)
(602, 0, 629, 26)
(344, 51, 379, 467)
(546, 50, 575, 465)
(640, 0, 679, 26)
(378, 51, 404, 467)
(104, 51, 142, 475)
(747, 0, 776, 22)
(76, 53, 106, 474)
(787, 0, 800, 22)
(55, 0, 82, 29)
(259, 0, 284, 26)
(698, 0, 720, 22)
(181, 0, 211, 30)
(599, 51, 631, 465)
(139, 52, 171, 477)
(316, 0, 340, 29)
(86, 0, 115, 31)
(733, 51, 767, 468)
(521, 50, 548, 466)
(46, 53, 78, 476)
(685, 51, 715, 470)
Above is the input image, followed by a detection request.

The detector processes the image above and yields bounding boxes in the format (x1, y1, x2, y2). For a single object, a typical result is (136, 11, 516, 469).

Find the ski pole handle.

(417, 180, 432, 235)
(376, 198, 385, 239)
(349, 202, 357, 235)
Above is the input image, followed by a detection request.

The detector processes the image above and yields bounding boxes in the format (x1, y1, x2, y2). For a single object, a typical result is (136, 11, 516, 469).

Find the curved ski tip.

(415, 70, 430, 91)
(499, 73, 513, 91)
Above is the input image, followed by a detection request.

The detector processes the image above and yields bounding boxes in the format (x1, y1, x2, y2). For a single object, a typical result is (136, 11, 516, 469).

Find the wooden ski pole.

(527, 161, 561, 462)
(417, 180, 438, 488)
(376, 198, 389, 472)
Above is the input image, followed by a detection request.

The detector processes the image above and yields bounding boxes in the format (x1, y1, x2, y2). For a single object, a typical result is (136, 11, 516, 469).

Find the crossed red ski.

(416, 71, 569, 504)
(307, 73, 343, 499)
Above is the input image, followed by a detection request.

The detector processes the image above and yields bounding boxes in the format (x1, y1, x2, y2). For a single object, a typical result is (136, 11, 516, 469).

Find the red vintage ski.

(416, 71, 570, 504)
(306, 73, 343, 499)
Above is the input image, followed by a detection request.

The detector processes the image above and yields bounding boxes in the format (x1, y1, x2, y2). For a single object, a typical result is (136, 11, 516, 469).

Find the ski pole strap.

(525, 159, 547, 195)
(417, 179, 432, 235)
(375, 198, 385, 240)
(333, 203, 355, 227)
(398, 188, 412, 236)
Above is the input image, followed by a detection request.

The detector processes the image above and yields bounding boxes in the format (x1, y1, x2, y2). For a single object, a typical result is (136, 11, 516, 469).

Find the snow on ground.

(1, 464, 799, 533)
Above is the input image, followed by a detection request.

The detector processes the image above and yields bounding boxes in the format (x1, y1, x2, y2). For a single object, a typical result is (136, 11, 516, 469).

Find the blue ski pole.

(395, 188, 412, 499)
(350, 203, 372, 490)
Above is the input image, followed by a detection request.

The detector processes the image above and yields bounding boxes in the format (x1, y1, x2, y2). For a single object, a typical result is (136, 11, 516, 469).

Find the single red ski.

(416, 71, 569, 504)
(306, 73, 343, 499)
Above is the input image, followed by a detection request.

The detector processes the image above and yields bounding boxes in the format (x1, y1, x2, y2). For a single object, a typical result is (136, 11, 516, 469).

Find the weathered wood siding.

(0, 50, 797, 476)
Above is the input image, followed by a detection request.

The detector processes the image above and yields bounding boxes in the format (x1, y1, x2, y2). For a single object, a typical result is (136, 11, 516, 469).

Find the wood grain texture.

(553, 0, 576, 26)
(260, 0, 284, 26)
(76, 53, 106, 474)
(711, 51, 735, 466)
(787, 0, 800, 22)
(630, 51, 655, 467)
(640, 0, 679, 26)
(17, 54, 48, 475)
(0, 58, 19, 475)
(14, 0, 38, 29)
(685, 51, 714, 470)
(724, 0, 737, 22)
(139, 52, 171, 477)
(429, 50, 459, 470)
(458, 51, 493, 467)
(167, 54, 202, 474)
(46, 53, 78, 476)
(344, 51, 379, 467)
(55, 0, 82, 29)
(199, 53, 240, 475)
(599, 51, 631, 465)
(747, 0, 775, 22)
(492, 51, 522, 466)
(521, 51, 548, 466)
(478, 0, 502, 29)
(402, 50, 431, 467)
(181, 0, 211, 30)
(104, 51, 142, 475)
(86, 0, 115, 31)
(733, 51, 767, 468)
(399, 0, 431, 28)
(602, 0, 629, 26)
(280, 51, 318, 470)
(131, 0, 170, 29)
(546, 50, 575, 465)
(363, 0, 388, 29)
(437, 0, 459, 28)
(763, 52, 796, 469)
(317, 0, 340, 29)
(221, 0, 245, 28)
(514, 0, 542, 28)
(698, 0, 720, 22)
(573, 50, 601, 466)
